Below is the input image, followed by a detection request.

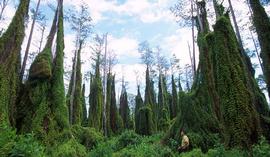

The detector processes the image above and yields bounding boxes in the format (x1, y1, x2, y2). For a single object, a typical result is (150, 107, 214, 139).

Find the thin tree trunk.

(196, 1, 203, 32)
(38, 25, 45, 53)
(0, 0, 9, 21)
(69, 49, 78, 124)
(187, 42, 194, 78)
(69, 21, 82, 124)
(213, 0, 221, 20)
(191, 0, 196, 77)
(103, 33, 108, 136)
(228, 0, 245, 54)
(20, 0, 41, 82)
(250, 28, 264, 72)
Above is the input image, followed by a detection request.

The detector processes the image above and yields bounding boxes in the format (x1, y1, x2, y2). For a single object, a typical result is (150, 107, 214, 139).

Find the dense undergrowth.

(2, 122, 269, 157)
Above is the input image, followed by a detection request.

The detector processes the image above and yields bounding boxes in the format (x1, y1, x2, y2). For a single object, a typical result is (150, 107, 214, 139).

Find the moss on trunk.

(0, 0, 30, 126)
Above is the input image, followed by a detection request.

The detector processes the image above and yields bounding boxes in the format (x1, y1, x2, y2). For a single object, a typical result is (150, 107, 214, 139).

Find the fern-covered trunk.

(0, 0, 30, 126)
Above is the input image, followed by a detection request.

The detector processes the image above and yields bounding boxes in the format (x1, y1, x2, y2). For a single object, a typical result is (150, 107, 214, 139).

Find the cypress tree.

(249, 0, 270, 98)
(16, 1, 70, 142)
(210, 15, 261, 148)
(137, 106, 154, 135)
(162, 2, 220, 151)
(119, 82, 130, 129)
(144, 66, 157, 132)
(178, 75, 183, 92)
(157, 74, 170, 131)
(135, 85, 143, 134)
(81, 84, 87, 126)
(66, 42, 83, 125)
(170, 75, 178, 119)
(50, 0, 69, 131)
(0, 0, 30, 126)
(16, 4, 58, 134)
(144, 67, 154, 106)
(110, 75, 123, 134)
(105, 73, 112, 135)
(88, 53, 102, 131)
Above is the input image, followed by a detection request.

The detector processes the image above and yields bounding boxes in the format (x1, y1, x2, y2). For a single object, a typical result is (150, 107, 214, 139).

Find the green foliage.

(29, 48, 52, 79)
(0, 0, 30, 125)
(10, 134, 46, 157)
(158, 108, 170, 132)
(137, 105, 154, 135)
(110, 75, 123, 134)
(0, 123, 17, 156)
(252, 136, 270, 157)
(88, 53, 102, 130)
(170, 75, 178, 119)
(51, 139, 87, 157)
(89, 132, 174, 157)
(71, 125, 103, 150)
(157, 74, 170, 132)
(113, 142, 174, 157)
(16, 2, 69, 145)
(212, 16, 260, 148)
(250, 0, 270, 98)
(81, 84, 88, 126)
(105, 74, 112, 136)
(50, 2, 69, 132)
(144, 67, 157, 131)
(116, 130, 142, 150)
(179, 149, 206, 157)
(135, 86, 143, 134)
(119, 86, 131, 129)
(66, 42, 83, 125)
(0, 123, 46, 157)
(88, 140, 114, 157)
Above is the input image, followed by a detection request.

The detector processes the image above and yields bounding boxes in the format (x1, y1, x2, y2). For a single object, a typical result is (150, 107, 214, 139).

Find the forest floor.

(1, 124, 270, 157)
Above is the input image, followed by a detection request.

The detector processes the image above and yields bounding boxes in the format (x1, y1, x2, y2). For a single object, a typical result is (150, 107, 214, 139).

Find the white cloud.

(108, 35, 139, 58)
(113, 63, 145, 95)
(162, 27, 198, 67)
(64, 0, 175, 24)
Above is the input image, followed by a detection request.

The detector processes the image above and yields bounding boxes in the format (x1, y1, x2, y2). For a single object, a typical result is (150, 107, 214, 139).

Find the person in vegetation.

(178, 129, 189, 153)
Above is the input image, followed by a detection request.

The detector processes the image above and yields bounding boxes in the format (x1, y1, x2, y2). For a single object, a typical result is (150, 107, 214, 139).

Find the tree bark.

(191, 0, 196, 77)
(103, 33, 108, 136)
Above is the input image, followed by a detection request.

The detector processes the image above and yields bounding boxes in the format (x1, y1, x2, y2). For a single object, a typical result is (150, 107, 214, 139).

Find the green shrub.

(0, 123, 45, 157)
(88, 142, 114, 157)
(168, 138, 179, 151)
(0, 123, 16, 156)
(51, 139, 87, 157)
(252, 136, 270, 157)
(116, 130, 142, 150)
(179, 149, 206, 157)
(71, 125, 103, 150)
(207, 144, 247, 157)
(10, 133, 46, 157)
(113, 142, 174, 157)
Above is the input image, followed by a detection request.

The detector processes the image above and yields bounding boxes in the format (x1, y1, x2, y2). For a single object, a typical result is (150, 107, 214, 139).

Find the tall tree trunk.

(38, 25, 45, 53)
(212, 0, 221, 19)
(250, 28, 264, 72)
(249, 0, 270, 98)
(188, 42, 194, 78)
(69, 50, 77, 124)
(191, 0, 196, 77)
(102, 33, 108, 136)
(0, 0, 30, 126)
(0, 0, 9, 21)
(228, 0, 245, 55)
(20, 0, 41, 82)
(50, 0, 69, 131)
